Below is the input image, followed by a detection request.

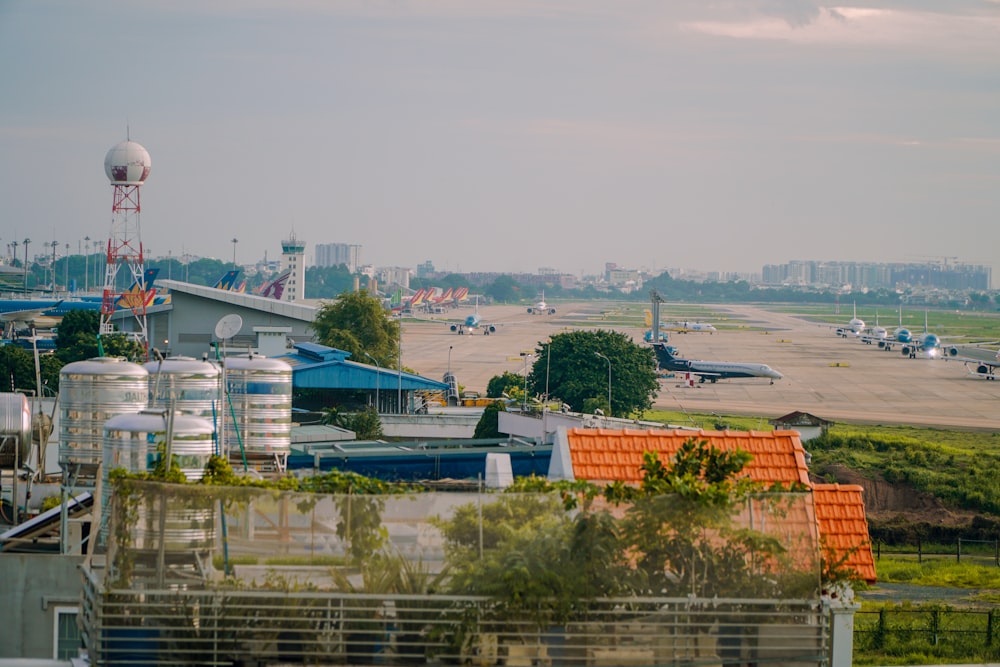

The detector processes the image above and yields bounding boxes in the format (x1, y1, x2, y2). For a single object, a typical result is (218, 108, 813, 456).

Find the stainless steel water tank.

(223, 355, 292, 461)
(103, 410, 216, 480)
(143, 356, 222, 422)
(0, 393, 31, 469)
(101, 410, 216, 550)
(59, 357, 149, 470)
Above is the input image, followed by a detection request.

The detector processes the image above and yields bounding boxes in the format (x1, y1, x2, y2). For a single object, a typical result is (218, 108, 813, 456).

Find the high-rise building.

(315, 243, 361, 273)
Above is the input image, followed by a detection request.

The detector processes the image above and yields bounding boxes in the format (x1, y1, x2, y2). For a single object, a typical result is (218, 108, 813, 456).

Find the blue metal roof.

(277, 342, 448, 391)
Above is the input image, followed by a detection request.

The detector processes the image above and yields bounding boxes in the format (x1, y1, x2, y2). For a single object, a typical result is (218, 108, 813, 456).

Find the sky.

(1, 1, 999, 279)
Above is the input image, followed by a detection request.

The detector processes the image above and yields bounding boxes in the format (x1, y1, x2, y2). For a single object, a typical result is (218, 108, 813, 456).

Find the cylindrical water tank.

(0, 393, 31, 469)
(143, 356, 222, 423)
(59, 357, 149, 470)
(224, 355, 292, 461)
(103, 410, 216, 481)
(101, 410, 216, 551)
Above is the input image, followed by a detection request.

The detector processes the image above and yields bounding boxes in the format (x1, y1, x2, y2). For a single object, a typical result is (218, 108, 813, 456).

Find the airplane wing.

(943, 346, 1000, 378)
(0, 302, 63, 324)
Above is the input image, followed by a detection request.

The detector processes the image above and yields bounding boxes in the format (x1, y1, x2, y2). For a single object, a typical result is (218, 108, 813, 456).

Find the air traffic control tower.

(281, 232, 306, 302)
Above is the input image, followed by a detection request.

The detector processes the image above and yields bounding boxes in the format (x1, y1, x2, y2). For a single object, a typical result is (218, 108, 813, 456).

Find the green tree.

(304, 264, 355, 299)
(486, 371, 523, 398)
(528, 330, 658, 417)
(55, 310, 101, 363)
(473, 401, 506, 439)
(606, 441, 812, 599)
(0, 345, 36, 393)
(310, 289, 400, 367)
(485, 275, 521, 303)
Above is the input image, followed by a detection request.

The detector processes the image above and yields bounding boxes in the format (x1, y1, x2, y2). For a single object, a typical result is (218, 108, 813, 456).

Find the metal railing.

(81, 566, 829, 666)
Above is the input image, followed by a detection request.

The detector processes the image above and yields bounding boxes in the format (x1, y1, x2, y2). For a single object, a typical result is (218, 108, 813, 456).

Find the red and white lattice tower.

(101, 139, 151, 357)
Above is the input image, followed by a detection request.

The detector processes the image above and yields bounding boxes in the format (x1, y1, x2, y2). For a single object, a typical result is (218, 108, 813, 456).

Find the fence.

(855, 607, 1000, 661)
(77, 479, 839, 666)
(81, 569, 830, 667)
(873, 538, 1000, 566)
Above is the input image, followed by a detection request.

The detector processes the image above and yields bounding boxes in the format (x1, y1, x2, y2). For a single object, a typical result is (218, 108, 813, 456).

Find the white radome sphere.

(104, 140, 151, 185)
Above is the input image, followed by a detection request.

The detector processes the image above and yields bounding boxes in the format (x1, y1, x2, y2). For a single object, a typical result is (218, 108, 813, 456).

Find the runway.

(400, 301, 1000, 431)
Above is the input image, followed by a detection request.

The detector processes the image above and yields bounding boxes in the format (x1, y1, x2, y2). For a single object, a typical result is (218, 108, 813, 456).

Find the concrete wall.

(0, 554, 84, 659)
(380, 413, 481, 439)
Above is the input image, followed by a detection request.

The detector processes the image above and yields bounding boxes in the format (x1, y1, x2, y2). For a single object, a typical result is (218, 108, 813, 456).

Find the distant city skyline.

(2, 2, 998, 277)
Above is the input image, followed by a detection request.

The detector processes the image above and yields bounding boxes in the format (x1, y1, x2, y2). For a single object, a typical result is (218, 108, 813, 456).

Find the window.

(53, 606, 82, 660)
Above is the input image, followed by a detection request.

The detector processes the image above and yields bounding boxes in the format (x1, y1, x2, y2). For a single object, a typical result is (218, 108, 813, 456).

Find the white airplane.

(643, 309, 716, 334)
(858, 311, 888, 347)
(653, 343, 782, 384)
(834, 302, 865, 338)
(667, 320, 717, 334)
(527, 292, 555, 315)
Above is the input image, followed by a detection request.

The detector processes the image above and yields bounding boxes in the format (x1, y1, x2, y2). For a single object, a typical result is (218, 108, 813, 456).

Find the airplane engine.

(947, 346, 960, 357)
(548, 308, 556, 315)
(527, 308, 534, 314)
(450, 324, 459, 333)
(977, 364, 991, 376)
(487, 325, 496, 334)
(900, 345, 913, 357)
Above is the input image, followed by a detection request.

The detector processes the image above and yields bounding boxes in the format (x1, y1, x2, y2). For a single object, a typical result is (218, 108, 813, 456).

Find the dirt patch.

(812, 464, 979, 526)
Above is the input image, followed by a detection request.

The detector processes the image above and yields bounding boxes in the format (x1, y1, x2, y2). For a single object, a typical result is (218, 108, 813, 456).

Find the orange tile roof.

(563, 428, 811, 486)
(812, 483, 877, 584)
(556, 428, 876, 584)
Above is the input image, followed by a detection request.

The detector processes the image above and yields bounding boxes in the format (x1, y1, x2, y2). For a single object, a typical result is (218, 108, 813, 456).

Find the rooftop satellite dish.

(214, 313, 243, 341)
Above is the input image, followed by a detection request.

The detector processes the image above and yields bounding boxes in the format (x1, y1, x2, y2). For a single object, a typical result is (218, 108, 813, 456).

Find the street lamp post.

(364, 352, 380, 413)
(520, 352, 533, 411)
(231, 238, 238, 270)
(64, 243, 69, 292)
(595, 352, 611, 417)
(83, 236, 90, 292)
(448, 345, 453, 376)
(22, 238, 30, 293)
(50, 241, 58, 290)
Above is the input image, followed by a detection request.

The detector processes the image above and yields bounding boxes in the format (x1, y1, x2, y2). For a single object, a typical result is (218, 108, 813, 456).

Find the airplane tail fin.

(213, 270, 241, 291)
(115, 268, 160, 309)
(260, 271, 290, 300)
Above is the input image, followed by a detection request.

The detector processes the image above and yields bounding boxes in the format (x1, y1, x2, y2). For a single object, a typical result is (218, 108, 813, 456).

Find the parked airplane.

(1, 269, 163, 331)
(643, 309, 715, 334)
(652, 342, 782, 384)
(667, 320, 717, 334)
(527, 292, 556, 315)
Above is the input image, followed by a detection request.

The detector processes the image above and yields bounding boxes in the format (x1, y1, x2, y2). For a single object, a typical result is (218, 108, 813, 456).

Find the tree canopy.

(310, 289, 400, 368)
(527, 330, 658, 417)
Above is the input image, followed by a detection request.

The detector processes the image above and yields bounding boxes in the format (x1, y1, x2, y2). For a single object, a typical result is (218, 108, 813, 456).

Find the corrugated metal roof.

(276, 342, 448, 391)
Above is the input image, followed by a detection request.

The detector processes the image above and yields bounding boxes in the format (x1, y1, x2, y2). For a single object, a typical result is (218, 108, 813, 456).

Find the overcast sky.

(2, 1, 998, 279)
